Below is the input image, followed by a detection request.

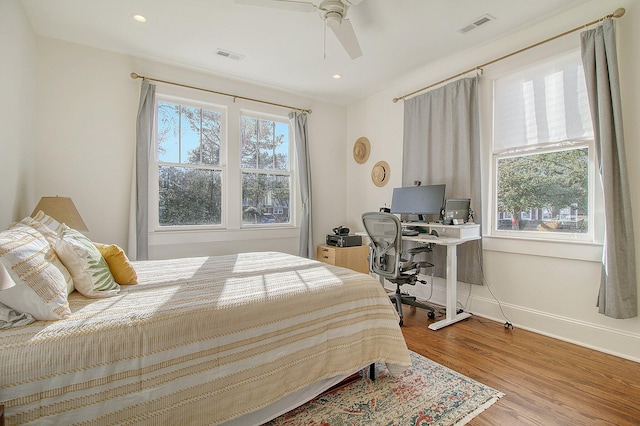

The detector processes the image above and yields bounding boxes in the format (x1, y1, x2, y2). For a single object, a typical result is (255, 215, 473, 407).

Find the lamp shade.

(31, 196, 88, 231)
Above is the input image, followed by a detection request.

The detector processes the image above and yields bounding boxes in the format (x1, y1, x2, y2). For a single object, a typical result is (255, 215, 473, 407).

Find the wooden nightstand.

(316, 244, 370, 274)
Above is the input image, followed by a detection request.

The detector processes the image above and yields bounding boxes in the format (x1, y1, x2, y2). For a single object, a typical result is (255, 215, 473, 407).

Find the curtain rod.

(393, 7, 626, 103)
(130, 73, 312, 114)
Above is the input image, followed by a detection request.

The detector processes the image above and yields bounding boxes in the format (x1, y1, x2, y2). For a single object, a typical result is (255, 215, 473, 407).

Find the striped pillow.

(0, 222, 71, 320)
(24, 215, 74, 295)
(32, 210, 64, 234)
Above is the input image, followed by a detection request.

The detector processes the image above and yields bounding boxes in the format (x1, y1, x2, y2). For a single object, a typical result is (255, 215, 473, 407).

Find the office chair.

(361, 212, 436, 326)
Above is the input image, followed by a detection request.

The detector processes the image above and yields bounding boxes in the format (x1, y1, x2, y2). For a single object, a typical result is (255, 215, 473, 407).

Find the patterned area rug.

(266, 351, 504, 426)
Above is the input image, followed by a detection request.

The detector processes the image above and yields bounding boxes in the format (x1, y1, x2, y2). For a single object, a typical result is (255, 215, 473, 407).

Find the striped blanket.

(1, 252, 410, 425)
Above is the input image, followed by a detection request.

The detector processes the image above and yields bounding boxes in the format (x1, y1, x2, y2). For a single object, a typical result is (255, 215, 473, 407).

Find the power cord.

(463, 243, 514, 329)
(411, 242, 513, 328)
(481, 263, 514, 329)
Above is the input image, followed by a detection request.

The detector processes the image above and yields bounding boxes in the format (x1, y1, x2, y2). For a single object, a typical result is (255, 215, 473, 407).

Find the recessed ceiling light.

(133, 14, 147, 23)
(332, 74, 342, 79)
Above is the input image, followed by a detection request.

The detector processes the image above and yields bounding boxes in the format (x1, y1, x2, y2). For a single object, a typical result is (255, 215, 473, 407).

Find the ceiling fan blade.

(327, 17, 362, 59)
(234, 0, 316, 13)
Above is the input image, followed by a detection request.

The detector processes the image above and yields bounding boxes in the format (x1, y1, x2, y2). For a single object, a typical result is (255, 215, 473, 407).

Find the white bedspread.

(0, 251, 411, 425)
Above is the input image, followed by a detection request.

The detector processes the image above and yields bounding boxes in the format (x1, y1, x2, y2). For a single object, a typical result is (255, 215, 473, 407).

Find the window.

(495, 147, 589, 234)
(240, 114, 292, 225)
(151, 95, 295, 233)
(155, 97, 225, 228)
(492, 50, 594, 240)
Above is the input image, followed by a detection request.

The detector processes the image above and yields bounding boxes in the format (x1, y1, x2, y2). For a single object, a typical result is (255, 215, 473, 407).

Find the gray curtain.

(581, 19, 637, 318)
(133, 80, 155, 261)
(403, 77, 482, 285)
(289, 111, 313, 258)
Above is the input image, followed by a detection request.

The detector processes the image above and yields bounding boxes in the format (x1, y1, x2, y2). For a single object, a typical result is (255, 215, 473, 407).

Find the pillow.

(0, 222, 71, 320)
(93, 242, 138, 285)
(32, 210, 64, 235)
(0, 261, 16, 290)
(55, 225, 120, 298)
(20, 216, 74, 296)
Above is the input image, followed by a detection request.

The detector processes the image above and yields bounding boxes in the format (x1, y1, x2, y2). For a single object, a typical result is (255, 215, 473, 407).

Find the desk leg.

(428, 244, 471, 330)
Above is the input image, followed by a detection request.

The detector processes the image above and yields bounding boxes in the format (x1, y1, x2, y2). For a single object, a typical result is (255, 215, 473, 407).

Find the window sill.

(482, 235, 602, 262)
(149, 226, 300, 246)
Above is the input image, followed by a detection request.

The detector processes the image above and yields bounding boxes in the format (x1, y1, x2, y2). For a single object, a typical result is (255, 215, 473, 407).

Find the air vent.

(215, 49, 245, 61)
(459, 14, 496, 34)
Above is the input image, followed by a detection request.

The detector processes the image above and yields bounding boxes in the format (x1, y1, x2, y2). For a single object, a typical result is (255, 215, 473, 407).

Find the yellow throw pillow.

(93, 243, 138, 285)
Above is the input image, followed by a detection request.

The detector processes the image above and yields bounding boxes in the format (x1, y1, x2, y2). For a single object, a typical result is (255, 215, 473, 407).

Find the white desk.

(360, 223, 480, 330)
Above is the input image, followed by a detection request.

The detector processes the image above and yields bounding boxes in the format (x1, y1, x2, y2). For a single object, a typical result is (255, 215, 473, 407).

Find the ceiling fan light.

(325, 11, 342, 28)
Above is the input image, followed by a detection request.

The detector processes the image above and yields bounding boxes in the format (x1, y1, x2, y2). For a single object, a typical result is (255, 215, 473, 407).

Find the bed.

(0, 250, 411, 425)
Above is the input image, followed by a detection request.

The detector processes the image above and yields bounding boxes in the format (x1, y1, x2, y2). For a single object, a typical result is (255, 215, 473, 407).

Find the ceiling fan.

(236, 0, 364, 59)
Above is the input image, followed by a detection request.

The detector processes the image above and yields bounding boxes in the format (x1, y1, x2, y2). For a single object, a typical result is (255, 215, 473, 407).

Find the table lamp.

(31, 196, 88, 231)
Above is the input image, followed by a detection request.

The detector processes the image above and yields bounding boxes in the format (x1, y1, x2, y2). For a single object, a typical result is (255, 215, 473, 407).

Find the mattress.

(0, 251, 411, 425)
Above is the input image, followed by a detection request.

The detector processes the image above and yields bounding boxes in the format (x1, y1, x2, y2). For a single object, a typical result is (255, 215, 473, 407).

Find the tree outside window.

(496, 147, 588, 233)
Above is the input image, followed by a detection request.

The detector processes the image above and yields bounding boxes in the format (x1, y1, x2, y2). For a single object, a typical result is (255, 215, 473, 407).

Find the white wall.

(28, 36, 346, 258)
(0, 0, 37, 228)
(346, 0, 640, 361)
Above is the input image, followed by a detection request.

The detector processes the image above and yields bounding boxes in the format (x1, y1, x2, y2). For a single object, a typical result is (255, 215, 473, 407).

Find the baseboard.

(467, 294, 640, 363)
(385, 277, 640, 363)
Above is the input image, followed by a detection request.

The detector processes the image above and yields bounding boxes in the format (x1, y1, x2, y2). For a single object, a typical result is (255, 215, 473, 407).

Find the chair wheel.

(399, 319, 404, 326)
(427, 311, 435, 319)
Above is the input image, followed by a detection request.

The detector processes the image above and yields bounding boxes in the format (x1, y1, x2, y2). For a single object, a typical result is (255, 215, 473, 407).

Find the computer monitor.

(390, 184, 446, 222)
(443, 198, 471, 224)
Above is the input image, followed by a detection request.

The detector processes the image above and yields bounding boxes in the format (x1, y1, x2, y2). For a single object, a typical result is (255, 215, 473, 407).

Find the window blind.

(493, 50, 593, 154)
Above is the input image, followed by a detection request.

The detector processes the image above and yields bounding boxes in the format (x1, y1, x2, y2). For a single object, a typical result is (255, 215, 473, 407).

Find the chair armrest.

(407, 246, 432, 255)
(416, 260, 435, 269)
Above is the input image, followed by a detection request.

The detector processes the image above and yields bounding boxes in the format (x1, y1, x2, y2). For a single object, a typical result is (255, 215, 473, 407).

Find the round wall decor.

(371, 161, 390, 187)
(353, 137, 370, 164)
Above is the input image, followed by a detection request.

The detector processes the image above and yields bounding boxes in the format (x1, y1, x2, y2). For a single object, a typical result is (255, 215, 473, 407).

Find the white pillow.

(21, 216, 74, 296)
(0, 262, 15, 291)
(0, 222, 71, 320)
(32, 210, 64, 234)
(55, 225, 120, 298)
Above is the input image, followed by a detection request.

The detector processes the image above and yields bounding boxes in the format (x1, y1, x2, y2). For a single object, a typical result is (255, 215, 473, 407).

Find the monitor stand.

(414, 214, 429, 224)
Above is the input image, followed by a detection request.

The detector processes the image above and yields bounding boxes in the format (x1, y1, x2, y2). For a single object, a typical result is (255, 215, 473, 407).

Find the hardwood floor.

(400, 306, 640, 426)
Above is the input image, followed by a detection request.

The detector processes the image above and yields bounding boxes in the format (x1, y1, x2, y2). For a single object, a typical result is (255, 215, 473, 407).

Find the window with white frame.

(152, 96, 295, 231)
(155, 98, 225, 227)
(240, 114, 292, 225)
(492, 50, 595, 240)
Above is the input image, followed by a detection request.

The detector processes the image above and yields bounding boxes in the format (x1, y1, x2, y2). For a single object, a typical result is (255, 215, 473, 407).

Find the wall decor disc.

(353, 137, 370, 164)
(371, 161, 390, 187)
